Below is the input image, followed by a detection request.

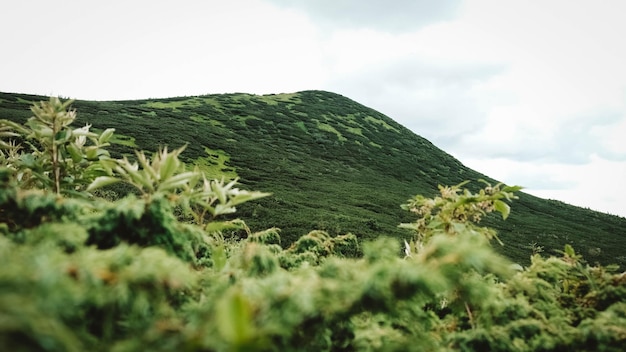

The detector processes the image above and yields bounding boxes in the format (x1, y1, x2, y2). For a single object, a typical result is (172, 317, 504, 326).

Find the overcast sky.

(2, 0, 626, 217)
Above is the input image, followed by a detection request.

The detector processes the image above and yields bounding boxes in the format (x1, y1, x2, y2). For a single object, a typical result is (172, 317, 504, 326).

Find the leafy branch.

(400, 180, 522, 249)
(0, 97, 115, 195)
(89, 146, 270, 230)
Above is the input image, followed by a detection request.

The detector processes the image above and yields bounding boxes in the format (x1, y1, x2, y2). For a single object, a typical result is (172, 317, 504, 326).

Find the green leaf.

(158, 152, 180, 181)
(54, 129, 71, 142)
(564, 244, 576, 257)
(212, 243, 227, 270)
(214, 203, 237, 216)
(66, 143, 83, 163)
(228, 191, 271, 207)
(19, 153, 38, 168)
(87, 176, 120, 191)
(398, 222, 420, 230)
(211, 180, 228, 205)
(136, 151, 159, 182)
(502, 185, 524, 193)
(98, 128, 115, 144)
(451, 222, 467, 234)
(156, 171, 198, 192)
(118, 162, 153, 192)
(494, 200, 511, 220)
(84, 146, 100, 160)
(455, 180, 471, 188)
(217, 290, 254, 344)
(0, 130, 21, 139)
(426, 219, 443, 229)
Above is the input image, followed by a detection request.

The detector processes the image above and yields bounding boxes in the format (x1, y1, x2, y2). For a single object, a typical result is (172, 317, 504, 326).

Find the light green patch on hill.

(121, 113, 141, 119)
(143, 98, 204, 111)
(200, 97, 223, 109)
(254, 93, 302, 106)
(317, 121, 347, 142)
(231, 94, 255, 102)
(190, 114, 225, 126)
(110, 134, 138, 148)
(295, 121, 308, 133)
(190, 114, 204, 123)
(142, 111, 157, 117)
(293, 111, 308, 117)
(364, 115, 399, 133)
(255, 95, 278, 106)
(237, 115, 261, 126)
(210, 119, 226, 127)
(144, 100, 186, 110)
(344, 125, 364, 137)
(16, 97, 34, 105)
(369, 141, 382, 148)
(231, 93, 301, 107)
(195, 147, 237, 180)
(342, 113, 359, 123)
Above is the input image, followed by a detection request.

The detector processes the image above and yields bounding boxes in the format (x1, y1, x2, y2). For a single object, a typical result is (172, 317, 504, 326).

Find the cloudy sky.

(2, 0, 626, 216)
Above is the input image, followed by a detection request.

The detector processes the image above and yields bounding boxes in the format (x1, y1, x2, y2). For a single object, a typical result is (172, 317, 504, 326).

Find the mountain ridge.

(1, 90, 624, 267)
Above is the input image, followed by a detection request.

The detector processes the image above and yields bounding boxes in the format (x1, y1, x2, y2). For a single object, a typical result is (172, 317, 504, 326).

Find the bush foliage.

(1, 99, 625, 351)
(2, 91, 625, 270)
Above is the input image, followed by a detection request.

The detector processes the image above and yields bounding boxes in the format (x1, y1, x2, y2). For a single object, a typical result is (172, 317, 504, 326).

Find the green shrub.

(1, 98, 625, 351)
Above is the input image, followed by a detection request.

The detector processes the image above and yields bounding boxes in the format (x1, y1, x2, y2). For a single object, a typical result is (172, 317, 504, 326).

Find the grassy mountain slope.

(1, 90, 624, 267)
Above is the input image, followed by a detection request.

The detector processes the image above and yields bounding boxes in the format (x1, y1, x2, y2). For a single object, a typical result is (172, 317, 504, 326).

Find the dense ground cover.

(1, 98, 625, 351)
(1, 91, 624, 269)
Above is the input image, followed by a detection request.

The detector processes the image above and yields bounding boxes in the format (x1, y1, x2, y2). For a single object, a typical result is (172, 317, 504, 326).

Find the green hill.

(1, 90, 624, 267)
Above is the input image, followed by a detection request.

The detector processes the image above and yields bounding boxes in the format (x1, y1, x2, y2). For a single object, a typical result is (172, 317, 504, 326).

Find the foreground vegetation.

(1, 91, 624, 269)
(1, 98, 625, 351)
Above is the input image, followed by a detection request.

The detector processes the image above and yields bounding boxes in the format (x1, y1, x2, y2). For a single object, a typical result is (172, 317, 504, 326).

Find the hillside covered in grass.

(1, 90, 624, 268)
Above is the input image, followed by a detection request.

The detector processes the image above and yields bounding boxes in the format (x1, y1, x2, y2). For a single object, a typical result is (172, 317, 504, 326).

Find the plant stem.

(465, 302, 476, 330)
(51, 116, 61, 195)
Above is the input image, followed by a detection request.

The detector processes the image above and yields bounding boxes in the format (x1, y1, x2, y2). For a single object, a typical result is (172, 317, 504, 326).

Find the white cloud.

(1, 0, 327, 99)
(2, 0, 626, 216)
(530, 157, 626, 217)
(265, 0, 462, 32)
(326, 58, 499, 141)
(461, 155, 626, 216)
(592, 116, 626, 157)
